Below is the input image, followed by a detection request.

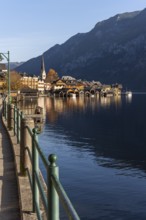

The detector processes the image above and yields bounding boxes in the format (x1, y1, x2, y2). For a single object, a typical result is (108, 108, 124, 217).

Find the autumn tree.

(5, 71, 22, 90)
(45, 68, 59, 83)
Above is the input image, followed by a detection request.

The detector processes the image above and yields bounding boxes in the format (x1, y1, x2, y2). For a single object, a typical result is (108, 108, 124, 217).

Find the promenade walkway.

(0, 108, 20, 219)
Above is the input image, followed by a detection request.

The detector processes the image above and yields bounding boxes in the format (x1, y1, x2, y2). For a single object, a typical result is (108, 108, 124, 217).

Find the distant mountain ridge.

(15, 8, 146, 91)
(6, 62, 24, 70)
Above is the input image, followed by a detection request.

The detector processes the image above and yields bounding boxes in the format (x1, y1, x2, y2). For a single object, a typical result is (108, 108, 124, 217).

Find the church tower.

(41, 55, 46, 80)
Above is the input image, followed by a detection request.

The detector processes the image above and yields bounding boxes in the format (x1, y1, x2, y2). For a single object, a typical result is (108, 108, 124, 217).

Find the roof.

(62, 76, 76, 81)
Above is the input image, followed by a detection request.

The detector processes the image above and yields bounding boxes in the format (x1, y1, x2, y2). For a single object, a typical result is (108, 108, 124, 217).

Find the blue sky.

(1, 0, 146, 62)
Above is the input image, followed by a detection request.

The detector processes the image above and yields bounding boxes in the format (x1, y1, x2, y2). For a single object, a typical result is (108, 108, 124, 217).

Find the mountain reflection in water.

(37, 95, 146, 219)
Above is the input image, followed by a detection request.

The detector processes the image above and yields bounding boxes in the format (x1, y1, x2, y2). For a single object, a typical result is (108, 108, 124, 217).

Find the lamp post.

(0, 51, 11, 103)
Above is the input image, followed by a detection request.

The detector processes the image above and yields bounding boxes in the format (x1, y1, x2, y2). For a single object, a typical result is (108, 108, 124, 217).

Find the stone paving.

(0, 108, 20, 219)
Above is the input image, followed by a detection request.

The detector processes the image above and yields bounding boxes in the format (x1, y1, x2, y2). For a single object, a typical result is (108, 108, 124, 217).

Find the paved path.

(0, 109, 20, 219)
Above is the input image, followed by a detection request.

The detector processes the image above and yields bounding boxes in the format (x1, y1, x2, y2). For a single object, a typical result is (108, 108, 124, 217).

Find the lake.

(37, 94, 146, 219)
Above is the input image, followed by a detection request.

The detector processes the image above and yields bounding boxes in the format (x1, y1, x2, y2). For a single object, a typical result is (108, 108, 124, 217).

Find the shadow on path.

(0, 108, 20, 219)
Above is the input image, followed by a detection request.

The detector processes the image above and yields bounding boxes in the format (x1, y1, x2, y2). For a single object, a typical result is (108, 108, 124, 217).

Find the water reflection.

(17, 98, 38, 114)
(44, 95, 122, 123)
(39, 95, 146, 174)
(126, 94, 132, 103)
(18, 97, 46, 133)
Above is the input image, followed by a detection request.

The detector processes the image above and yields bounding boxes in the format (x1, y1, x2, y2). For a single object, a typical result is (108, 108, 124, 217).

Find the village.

(0, 56, 122, 100)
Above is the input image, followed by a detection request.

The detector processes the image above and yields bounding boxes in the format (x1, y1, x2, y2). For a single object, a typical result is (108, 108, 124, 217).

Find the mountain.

(15, 9, 146, 91)
(5, 62, 24, 70)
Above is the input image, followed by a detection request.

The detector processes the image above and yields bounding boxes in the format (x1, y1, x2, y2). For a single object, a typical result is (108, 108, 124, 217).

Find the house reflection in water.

(44, 95, 122, 124)
(18, 97, 46, 133)
(17, 95, 122, 131)
(100, 96, 121, 108)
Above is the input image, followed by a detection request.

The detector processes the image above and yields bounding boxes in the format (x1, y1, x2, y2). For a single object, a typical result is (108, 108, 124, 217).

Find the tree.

(45, 68, 59, 83)
(10, 71, 22, 90)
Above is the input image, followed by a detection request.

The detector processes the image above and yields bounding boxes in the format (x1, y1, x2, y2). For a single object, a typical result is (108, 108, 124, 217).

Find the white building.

(41, 56, 46, 81)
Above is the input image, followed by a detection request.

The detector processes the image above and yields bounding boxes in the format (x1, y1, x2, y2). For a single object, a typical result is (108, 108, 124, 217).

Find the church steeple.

(41, 55, 46, 80)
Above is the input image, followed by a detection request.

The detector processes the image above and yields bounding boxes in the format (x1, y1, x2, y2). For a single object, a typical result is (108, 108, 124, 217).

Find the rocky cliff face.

(15, 8, 146, 90)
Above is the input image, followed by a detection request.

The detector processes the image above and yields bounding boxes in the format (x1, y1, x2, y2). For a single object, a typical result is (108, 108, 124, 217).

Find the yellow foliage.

(45, 68, 59, 83)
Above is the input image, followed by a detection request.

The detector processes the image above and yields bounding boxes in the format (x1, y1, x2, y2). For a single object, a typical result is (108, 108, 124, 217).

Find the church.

(38, 55, 51, 94)
(20, 55, 51, 94)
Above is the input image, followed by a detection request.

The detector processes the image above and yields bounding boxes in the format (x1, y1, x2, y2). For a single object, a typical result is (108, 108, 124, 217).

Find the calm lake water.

(36, 94, 146, 219)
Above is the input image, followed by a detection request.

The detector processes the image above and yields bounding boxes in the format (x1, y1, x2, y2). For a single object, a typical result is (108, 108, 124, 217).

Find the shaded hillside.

(5, 62, 24, 70)
(15, 8, 146, 91)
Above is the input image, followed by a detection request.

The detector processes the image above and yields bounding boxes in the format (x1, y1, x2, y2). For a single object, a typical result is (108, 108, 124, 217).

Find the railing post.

(17, 108, 20, 143)
(47, 154, 59, 220)
(20, 111, 23, 141)
(2, 100, 5, 117)
(32, 128, 39, 213)
(20, 118, 34, 176)
(5, 102, 8, 120)
(9, 104, 14, 130)
(7, 103, 11, 130)
(14, 105, 16, 136)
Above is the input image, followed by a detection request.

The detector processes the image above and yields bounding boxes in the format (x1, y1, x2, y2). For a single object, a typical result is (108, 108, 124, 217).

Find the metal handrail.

(3, 101, 80, 220)
(35, 171, 48, 212)
(32, 135, 49, 168)
(26, 168, 33, 190)
(25, 146, 32, 163)
(51, 174, 80, 220)
(26, 125, 49, 168)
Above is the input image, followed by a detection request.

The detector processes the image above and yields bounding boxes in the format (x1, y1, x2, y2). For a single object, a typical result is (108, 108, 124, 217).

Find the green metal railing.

(3, 101, 80, 220)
